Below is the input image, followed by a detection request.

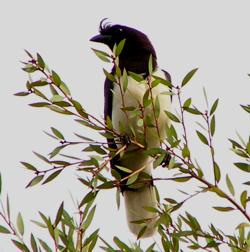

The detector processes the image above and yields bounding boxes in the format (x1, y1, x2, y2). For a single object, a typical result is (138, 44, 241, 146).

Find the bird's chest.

(111, 70, 171, 148)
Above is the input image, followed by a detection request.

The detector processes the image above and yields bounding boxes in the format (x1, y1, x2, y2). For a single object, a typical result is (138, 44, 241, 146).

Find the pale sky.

(0, 0, 250, 251)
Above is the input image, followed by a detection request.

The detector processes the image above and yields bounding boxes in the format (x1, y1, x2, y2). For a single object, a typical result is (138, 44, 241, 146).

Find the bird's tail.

(123, 184, 158, 238)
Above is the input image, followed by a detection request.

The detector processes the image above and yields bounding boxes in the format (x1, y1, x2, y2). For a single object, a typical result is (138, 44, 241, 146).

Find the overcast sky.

(0, 0, 250, 251)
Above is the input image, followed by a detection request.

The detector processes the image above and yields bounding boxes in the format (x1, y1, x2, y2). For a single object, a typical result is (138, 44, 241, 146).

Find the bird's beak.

(90, 34, 112, 44)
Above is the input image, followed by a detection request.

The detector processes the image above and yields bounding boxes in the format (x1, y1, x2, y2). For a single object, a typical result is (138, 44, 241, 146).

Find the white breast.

(112, 68, 171, 149)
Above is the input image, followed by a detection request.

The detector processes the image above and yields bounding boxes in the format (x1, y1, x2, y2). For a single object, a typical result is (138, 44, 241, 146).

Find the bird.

(90, 19, 171, 238)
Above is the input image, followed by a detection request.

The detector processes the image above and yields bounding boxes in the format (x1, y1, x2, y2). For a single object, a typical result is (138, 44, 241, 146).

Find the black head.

(90, 19, 157, 74)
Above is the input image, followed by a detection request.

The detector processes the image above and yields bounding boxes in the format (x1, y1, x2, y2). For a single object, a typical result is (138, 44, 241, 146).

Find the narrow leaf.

(30, 233, 38, 252)
(210, 99, 219, 115)
(51, 127, 64, 140)
(196, 131, 209, 145)
(21, 162, 37, 172)
(126, 173, 139, 185)
(42, 170, 62, 185)
(54, 202, 64, 227)
(0, 225, 10, 234)
(26, 175, 44, 188)
(234, 163, 250, 173)
(210, 115, 216, 136)
(240, 190, 247, 209)
(226, 174, 235, 196)
(165, 111, 180, 123)
(213, 206, 234, 212)
(181, 68, 198, 87)
(17, 212, 24, 236)
(214, 162, 221, 183)
(115, 39, 126, 56)
(148, 54, 153, 75)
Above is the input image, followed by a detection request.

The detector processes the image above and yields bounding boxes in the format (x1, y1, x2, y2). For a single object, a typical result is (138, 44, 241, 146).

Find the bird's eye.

(119, 28, 123, 32)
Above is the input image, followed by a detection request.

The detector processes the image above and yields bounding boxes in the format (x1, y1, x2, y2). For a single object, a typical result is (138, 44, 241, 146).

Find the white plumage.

(112, 68, 171, 237)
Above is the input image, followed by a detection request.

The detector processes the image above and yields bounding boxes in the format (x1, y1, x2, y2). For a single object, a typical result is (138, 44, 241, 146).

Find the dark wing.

(162, 69, 172, 102)
(104, 75, 122, 176)
(161, 69, 172, 166)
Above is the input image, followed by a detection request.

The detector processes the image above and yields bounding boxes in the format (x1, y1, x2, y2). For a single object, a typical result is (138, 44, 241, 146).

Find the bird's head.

(90, 19, 157, 74)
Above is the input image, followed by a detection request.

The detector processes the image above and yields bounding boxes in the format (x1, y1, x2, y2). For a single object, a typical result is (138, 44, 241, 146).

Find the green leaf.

(51, 94, 64, 103)
(26, 175, 44, 188)
(33, 88, 48, 100)
(182, 145, 190, 159)
(148, 54, 153, 75)
(0, 225, 10, 234)
(82, 205, 96, 230)
(172, 176, 192, 182)
(51, 127, 64, 140)
(122, 68, 128, 92)
(210, 98, 219, 115)
(126, 173, 139, 185)
(48, 105, 73, 115)
(165, 111, 180, 123)
(21, 162, 37, 172)
(14, 91, 30, 96)
(103, 69, 116, 82)
(137, 226, 147, 239)
(33, 152, 50, 163)
(183, 98, 192, 108)
(183, 107, 203, 115)
(226, 174, 235, 196)
(213, 206, 234, 212)
(29, 80, 48, 87)
(12, 240, 29, 252)
(60, 82, 71, 96)
(37, 53, 45, 69)
(214, 162, 221, 183)
(115, 39, 126, 56)
(17, 212, 24, 236)
(241, 104, 250, 113)
(42, 170, 62, 185)
(243, 181, 250, 186)
(80, 191, 98, 207)
(29, 102, 50, 107)
(210, 115, 216, 136)
(116, 189, 120, 210)
(30, 233, 38, 252)
(240, 190, 247, 209)
(113, 236, 132, 251)
(196, 131, 209, 145)
(234, 162, 250, 173)
(74, 133, 93, 142)
(92, 48, 111, 62)
(22, 64, 37, 73)
(49, 145, 66, 158)
(115, 66, 121, 77)
(128, 71, 144, 82)
(115, 165, 132, 173)
(51, 70, 61, 86)
(152, 75, 172, 88)
(39, 239, 53, 252)
(54, 202, 64, 227)
(181, 68, 198, 87)
(24, 49, 33, 58)
(203, 87, 209, 108)
(6, 195, 10, 220)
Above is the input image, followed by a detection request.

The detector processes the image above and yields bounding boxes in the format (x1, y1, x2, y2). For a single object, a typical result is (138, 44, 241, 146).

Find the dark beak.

(90, 34, 112, 44)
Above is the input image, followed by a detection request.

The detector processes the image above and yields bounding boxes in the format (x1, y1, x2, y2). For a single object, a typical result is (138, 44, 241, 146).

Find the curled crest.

(99, 18, 112, 34)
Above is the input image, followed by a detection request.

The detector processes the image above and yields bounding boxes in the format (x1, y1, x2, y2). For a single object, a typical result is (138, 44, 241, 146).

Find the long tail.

(123, 184, 158, 238)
